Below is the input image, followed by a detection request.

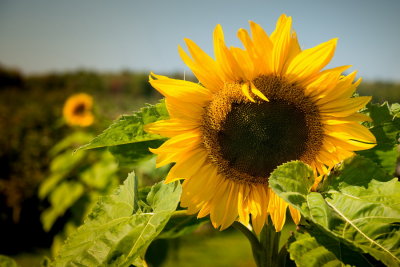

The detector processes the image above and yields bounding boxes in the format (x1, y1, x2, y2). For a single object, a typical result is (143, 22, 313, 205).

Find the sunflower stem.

(234, 218, 282, 267)
(259, 218, 281, 267)
(232, 222, 263, 267)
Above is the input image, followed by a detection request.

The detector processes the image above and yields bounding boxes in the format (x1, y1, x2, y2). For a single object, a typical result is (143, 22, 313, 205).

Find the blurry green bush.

(0, 64, 166, 254)
(39, 131, 120, 256)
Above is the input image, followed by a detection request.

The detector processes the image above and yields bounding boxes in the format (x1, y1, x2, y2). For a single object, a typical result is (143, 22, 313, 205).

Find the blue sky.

(0, 0, 399, 81)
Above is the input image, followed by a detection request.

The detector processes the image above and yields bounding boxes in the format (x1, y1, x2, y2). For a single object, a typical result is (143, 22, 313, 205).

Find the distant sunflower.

(145, 14, 376, 233)
(63, 93, 94, 127)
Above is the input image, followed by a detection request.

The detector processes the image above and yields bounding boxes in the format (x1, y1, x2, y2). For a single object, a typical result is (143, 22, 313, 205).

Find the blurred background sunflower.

(62, 93, 94, 127)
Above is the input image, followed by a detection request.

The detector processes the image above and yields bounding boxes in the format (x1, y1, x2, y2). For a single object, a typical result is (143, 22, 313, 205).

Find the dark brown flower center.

(73, 103, 86, 115)
(201, 75, 323, 184)
(218, 101, 309, 177)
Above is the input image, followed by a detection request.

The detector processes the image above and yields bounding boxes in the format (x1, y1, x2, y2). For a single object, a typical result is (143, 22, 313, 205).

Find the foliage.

(2, 64, 400, 266)
(49, 95, 400, 267)
(358, 81, 400, 104)
(39, 131, 120, 256)
(359, 102, 400, 175)
(79, 100, 169, 167)
(269, 156, 400, 267)
(287, 229, 374, 267)
(0, 66, 166, 253)
(0, 255, 18, 267)
(52, 172, 182, 267)
(266, 100, 400, 267)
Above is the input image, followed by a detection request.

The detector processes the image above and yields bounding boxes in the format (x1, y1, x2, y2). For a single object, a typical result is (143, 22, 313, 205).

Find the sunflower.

(63, 93, 94, 127)
(145, 14, 376, 233)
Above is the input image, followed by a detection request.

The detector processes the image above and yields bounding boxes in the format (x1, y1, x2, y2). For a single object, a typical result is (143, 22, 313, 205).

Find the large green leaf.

(53, 172, 182, 267)
(269, 157, 400, 267)
(359, 102, 400, 175)
(288, 228, 374, 267)
(79, 100, 168, 151)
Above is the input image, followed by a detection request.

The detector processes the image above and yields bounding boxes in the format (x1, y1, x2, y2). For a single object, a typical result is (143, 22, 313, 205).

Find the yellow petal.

(286, 38, 337, 83)
(323, 113, 372, 125)
(149, 73, 212, 103)
(249, 185, 262, 216)
(165, 98, 204, 121)
(164, 148, 208, 183)
(237, 184, 251, 224)
(249, 21, 273, 74)
(286, 31, 301, 63)
(271, 14, 293, 74)
(209, 179, 231, 229)
(325, 135, 376, 151)
(230, 46, 254, 80)
(325, 123, 376, 144)
(251, 82, 269, 101)
(220, 183, 240, 230)
(181, 165, 220, 206)
(150, 131, 202, 167)
(144, 118, 200, 137)
(178, 45, 223, 92)
(250, 20, 273, 49)
(268, 192, 288, 232)
(237, 28, 255, 57)
(289, 205, 301, 225)
(250, 186, 266, 234)
(241, 83, 256, 102)
(304, 65, 351, 97)
(320, 96, 371, 117)
(321, 72, 361, 104)
(251, 213, 265, 235)
(213, 24, 245, 81)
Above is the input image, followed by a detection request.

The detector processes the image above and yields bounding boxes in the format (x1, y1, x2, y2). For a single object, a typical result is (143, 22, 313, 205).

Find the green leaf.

(269, 157, 400, 267)
(269, 161, 315, 219)
(359, 102, 400, 175)
(79, 151, 119, 190)
(288, 228, 374, 267)
(39, 150, 87, 199)
(41, 181, 85, 231)
(0, 255, 18, 267)
(53, 172, 182, 267)
(50, 132, 93, 156)
(391, 103, 400, 118)
(78, 100, 168, 151)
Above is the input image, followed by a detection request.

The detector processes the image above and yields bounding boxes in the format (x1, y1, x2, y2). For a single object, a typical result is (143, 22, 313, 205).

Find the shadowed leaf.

(270, 157, 400, 267)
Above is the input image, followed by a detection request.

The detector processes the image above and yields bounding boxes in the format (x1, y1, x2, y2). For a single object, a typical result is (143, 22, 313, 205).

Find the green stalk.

(233, 218, 282, 267)
(259, 219, 281, 267)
